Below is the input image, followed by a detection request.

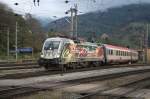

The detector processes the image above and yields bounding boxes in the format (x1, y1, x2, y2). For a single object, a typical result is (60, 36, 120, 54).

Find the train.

(38, 37, 138, 69)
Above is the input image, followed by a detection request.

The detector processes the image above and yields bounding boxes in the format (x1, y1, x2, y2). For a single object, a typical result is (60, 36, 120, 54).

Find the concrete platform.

(0, 66, 150, 86)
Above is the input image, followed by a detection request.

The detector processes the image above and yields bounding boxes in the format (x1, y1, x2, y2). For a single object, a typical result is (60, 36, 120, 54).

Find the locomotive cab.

(38, 37, 74, 68)
(41, 40, 61, 59)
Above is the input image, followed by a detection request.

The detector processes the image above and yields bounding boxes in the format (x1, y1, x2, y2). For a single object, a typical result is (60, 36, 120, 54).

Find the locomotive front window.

(44, 41, 60, 50)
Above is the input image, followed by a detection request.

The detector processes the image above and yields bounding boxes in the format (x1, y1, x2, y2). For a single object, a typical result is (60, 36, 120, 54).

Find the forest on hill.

(47, 3, 150, 48)
(1, 2, 150, 57)
(0, 3, 45, 56)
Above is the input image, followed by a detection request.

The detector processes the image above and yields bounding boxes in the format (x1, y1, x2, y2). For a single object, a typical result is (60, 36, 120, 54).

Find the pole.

(7, 27, 9, 62)
(145, 24, 149, 64)
(15, 21, 18, 62)
(75, 4, 78, 39)
(71, 8, 74, 37)
(144, 24, 149, 64)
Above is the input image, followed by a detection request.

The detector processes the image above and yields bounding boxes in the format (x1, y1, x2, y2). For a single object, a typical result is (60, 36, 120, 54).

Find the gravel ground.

(0, 66, 150, 86)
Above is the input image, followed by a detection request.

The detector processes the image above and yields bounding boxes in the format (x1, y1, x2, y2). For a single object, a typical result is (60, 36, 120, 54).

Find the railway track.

(0, 59, 36, 65)
(0, 62, 40, 71)
(0, 62, 37, 67)
(0, 64, 149, 79)
(1, 66, 150, 98)
(0, 61, 147, 71)
(77, 77, 150, 99)
(0, 65, 40, 70)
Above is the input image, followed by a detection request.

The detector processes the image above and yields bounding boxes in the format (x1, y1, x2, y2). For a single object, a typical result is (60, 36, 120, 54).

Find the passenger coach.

(103, 44, 138, 64)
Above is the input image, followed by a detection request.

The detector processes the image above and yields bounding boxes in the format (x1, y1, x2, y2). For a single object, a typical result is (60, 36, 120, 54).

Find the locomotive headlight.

(41, 55, 44, 58)
(40, 52, 44, 58)
(56, 54, 60, 58)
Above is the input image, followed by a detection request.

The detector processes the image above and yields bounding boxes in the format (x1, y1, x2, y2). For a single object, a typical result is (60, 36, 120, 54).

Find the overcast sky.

(0, 0, 150, 19)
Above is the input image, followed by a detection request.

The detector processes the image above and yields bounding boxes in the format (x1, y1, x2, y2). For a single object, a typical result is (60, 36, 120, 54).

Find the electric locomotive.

(38, 37, 104, 69)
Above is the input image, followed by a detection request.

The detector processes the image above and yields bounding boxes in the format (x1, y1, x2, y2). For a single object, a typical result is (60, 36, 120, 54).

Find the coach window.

(88, 46, 92, 51)
(92, 46, 96, 51)
(115, 50, 117, 55)
(109, 50, 111, 55)
(111, 50, 113, 55)
(108, 49, 109, 55)
(116, 51, 118, 56)
(107, 49, 110, 55)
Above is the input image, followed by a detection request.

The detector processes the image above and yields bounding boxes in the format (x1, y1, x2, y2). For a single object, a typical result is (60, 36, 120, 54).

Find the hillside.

(0, 3, 45, 55)
(46, 3, 150, 48)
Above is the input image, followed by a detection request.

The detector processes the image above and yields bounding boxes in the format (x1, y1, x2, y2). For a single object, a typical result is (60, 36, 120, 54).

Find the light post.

(7, 27, 10, 62)
(144, 24, 149, 64)
(14, 3, 19, 62)
(14, 21, 18, 62)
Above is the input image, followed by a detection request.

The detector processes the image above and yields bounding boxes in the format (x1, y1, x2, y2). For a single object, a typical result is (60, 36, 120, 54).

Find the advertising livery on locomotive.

(38, 37, 138, 69)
